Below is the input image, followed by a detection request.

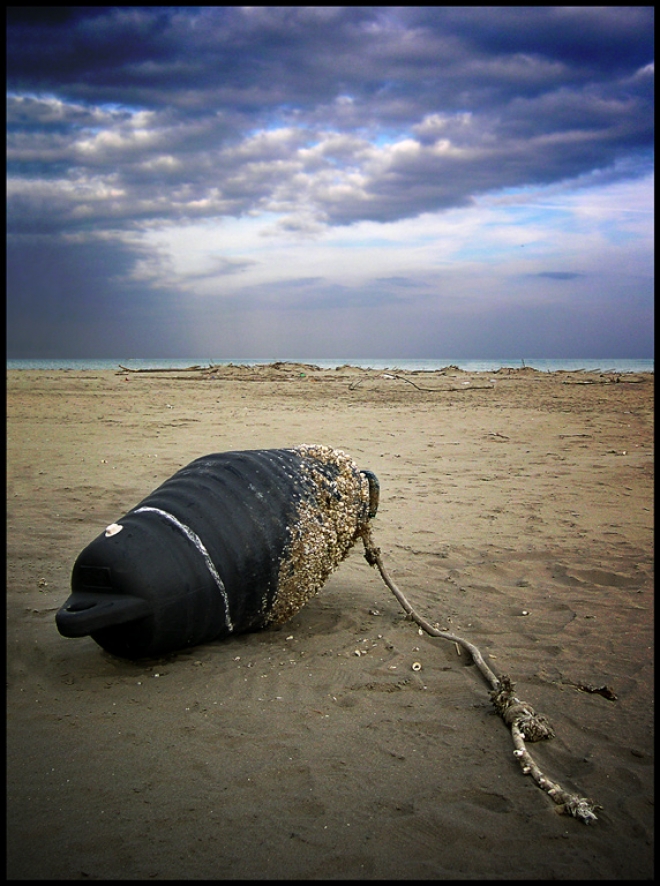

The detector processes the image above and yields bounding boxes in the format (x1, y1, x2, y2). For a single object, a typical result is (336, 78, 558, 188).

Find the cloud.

(6, 8, 654, 359)
(534, 272, 585, 281)
(7, 8, 654, 235)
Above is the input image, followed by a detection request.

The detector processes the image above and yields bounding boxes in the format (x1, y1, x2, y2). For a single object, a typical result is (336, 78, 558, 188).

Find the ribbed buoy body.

(56, 445, 379, 659)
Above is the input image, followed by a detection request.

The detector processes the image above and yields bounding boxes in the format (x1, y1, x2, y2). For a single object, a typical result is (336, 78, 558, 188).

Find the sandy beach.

(6, 364, 654, 879)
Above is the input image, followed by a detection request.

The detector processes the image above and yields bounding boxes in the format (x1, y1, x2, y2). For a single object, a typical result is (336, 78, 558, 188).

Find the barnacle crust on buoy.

(268, 444, 372, 625)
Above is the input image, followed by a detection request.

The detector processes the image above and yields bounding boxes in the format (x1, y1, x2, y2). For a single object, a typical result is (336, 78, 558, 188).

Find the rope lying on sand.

(359, 525, 601, 825)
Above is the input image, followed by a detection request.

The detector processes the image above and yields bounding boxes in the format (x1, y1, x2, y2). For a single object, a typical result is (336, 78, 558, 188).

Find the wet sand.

(6, 364, 654, 879)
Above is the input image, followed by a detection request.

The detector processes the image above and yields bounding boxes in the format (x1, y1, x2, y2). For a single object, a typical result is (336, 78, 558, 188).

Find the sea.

(5, 357, 654, 373)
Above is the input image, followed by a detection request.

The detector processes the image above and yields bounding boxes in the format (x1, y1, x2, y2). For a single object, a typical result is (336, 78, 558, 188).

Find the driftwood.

(562, 377, 646, 385)
(392, 374, 494, 392)
(118, 364, 207, 373)
(349, 374, 494, 393)
(359, 525, 600, 824)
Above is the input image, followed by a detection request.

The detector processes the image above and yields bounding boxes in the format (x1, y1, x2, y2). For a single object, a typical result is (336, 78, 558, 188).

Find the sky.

(6, 7, 654, 360)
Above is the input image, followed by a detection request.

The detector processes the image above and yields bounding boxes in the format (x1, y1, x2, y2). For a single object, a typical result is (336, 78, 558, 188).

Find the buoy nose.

(56, 592, 151, 637)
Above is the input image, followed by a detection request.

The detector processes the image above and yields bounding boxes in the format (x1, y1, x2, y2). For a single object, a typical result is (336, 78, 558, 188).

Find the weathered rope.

(360, 526, 600, 824)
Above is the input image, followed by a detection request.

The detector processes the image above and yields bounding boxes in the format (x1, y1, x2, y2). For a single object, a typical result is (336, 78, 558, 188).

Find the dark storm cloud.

(6, 234, 185, 357)
(7, 6, 654, 233)
(6, 8, 654, 360)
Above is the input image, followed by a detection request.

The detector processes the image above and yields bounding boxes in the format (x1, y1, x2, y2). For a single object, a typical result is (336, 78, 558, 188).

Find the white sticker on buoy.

(105, 523, 124, 537)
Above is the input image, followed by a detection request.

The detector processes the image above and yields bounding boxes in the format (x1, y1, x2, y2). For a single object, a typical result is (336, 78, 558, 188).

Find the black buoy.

(56, 445, 379, 659)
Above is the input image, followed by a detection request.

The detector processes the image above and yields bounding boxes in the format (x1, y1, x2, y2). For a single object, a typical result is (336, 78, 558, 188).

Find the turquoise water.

(6, 357, 654, 373)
